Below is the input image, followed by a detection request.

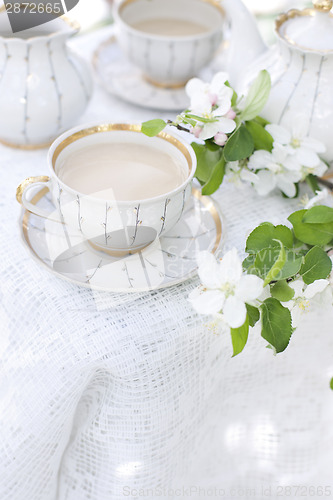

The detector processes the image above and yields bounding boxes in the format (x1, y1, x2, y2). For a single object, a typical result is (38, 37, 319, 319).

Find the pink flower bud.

(226, 108, 236, 120)
(214, 132, 228, 146)
(192, 125, 203, 138)
(208, 92, 218, 106)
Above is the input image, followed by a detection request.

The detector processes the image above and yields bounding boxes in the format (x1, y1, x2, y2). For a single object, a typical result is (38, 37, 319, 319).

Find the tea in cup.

(114, 0, 225, 87)
(16, 124, 196, 254)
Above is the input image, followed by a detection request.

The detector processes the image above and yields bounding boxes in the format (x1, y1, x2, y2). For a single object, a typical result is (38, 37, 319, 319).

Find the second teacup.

(114, 0, 225, 87)
(16, 123, 196, 254)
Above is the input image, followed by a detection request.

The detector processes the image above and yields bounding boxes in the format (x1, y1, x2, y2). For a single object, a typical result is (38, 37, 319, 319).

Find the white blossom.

(304, 188, 332, 209)
(282, 278, 330, 327)
(189, 249, 264, 329)
(248, 144, 303, 197)
(206, 313, 231, 336)
(226, 161, 259, 188)
(266, 122, 328, 179)
(185, 72, 236, 141)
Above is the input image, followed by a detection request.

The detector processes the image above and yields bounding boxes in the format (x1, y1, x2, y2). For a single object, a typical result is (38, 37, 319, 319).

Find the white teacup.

(114, 0, 225, 87)
(16, 124, 196, 255)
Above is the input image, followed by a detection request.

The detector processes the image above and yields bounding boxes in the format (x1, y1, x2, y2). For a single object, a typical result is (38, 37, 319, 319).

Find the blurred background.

(67, 0, 313, 43)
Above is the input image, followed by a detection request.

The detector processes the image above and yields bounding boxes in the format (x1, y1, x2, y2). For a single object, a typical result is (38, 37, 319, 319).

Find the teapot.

(222, 0, 333, 164)
(0, 9, 93, 149)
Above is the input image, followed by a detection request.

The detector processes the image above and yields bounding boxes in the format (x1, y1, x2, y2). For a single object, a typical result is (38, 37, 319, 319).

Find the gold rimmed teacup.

(114, 0, 225, 88)
(16, 123, 197, 254)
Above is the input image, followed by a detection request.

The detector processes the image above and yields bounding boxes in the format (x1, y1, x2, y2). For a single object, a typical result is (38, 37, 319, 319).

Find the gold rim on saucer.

(142, 75, 188, 90)
(20, 187, 224, 292)
(0, 138, 53, 151)
(194, 189, 222, 254)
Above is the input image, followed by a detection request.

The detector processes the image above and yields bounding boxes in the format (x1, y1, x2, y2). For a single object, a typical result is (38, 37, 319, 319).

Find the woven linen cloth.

(1, 26, 333, 500)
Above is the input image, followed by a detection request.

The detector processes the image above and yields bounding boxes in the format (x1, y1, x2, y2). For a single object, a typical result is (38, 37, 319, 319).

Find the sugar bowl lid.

(277, 0, 333, 51)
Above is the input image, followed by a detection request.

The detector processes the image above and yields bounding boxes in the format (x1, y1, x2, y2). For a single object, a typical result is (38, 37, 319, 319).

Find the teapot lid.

(277, 0, 333, 51)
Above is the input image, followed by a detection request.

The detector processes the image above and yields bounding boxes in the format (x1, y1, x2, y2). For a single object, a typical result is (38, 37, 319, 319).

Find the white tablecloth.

(1, 26, 333, 500)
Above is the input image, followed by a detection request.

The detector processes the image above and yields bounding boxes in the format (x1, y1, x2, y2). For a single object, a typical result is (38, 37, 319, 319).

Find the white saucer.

(92, 35, 224, 112)
(20, 188, 224, 292)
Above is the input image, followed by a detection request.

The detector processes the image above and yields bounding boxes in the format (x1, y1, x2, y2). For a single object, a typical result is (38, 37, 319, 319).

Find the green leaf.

(253, 246, 278, 279)
(233, 116, 242, 131)
(245, 120, 273, 152)
(305, 174, 320, 194)
(246, 304, 260, 327)
(231, 88, 238, 108)
(141, 119, 166, 137)
(225, 80, 238, 108)
(264, 240, 286, 286)
(254, 240, 286, 286)
(243, 254, 256, 273)
(191, 142, 222, 184)
(201, 156, 226, 196)
(223, 124, 254, 162)
(246, 223, 293, 253)
(253, 116, 270, 127)
(303, 205, 333, 224)
(330, 377, 333, 390)
(182, 116, 196, 127)
(239, 70, 271, 122)
(230, 315, 249, 357)
(299, 246, 332, 284)
(186, 113, 217, 123)
(205, 140, 221, 152)
(271, 280, 295, 302)
(288, 209, 333, 246)
(278, 251, 303, 280)
(260, 298, 293, 353)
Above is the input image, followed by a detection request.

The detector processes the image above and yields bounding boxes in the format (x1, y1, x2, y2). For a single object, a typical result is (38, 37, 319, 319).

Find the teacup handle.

(16, 176, 61, 222)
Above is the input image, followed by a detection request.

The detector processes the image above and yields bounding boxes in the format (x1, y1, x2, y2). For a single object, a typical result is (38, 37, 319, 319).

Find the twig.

(167, 120, 191, 133)
(318, 177, 333, 191)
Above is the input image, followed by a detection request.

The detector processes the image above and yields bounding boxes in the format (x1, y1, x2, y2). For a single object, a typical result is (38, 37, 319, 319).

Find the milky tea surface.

(58, 142, 187, 201)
